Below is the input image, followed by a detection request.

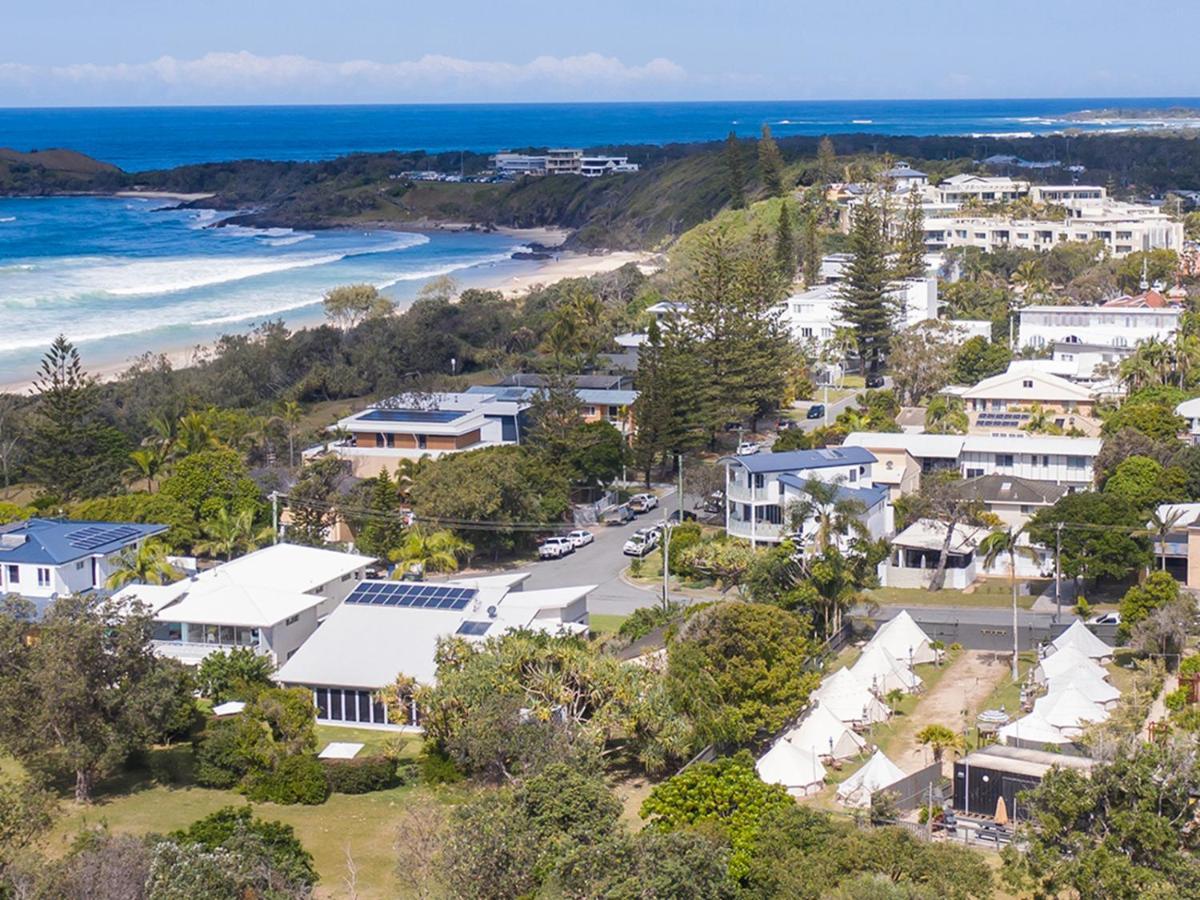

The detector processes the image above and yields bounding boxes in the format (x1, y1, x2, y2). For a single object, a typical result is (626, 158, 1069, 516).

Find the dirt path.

(890, 651, 1010, 774)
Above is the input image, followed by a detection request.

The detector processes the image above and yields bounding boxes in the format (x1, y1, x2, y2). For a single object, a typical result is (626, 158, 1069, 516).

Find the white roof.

(814, 668, 889, 724)
(867, 610, 937, 665)
(836, 750, 905, 809)
(842, 432, 965, 459)
(1045, 669, 1121, 706)
(1033, 686, 1109, 731)
(785, 704, 867, 760)
(1036, 645, 1109, 684)
(1154, 502, 1200, 529)
(961, 435, 1102, 457)
(851, 644, 922, 694)
(756, 739, 827, 790)
(890, 519, 986, 555)
(998, 712, 1074, 746)
(960, 367, 1095, 403)
(210, 543, 376, 596)
(1051, 620, 1113, 660)
(274, 578, 595, 688)
(1176, 397, 1200, 418)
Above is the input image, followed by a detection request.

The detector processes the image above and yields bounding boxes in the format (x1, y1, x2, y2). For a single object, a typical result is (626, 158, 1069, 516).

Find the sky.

(1, 0, 1195, 106)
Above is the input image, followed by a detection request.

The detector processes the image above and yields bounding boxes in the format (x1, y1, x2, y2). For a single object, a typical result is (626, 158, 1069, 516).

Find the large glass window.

(330, 690, 343, 720)
(358, 692, 371, 722)
(315, 689, 329, 718)
(219, 626, 236, 644)
(152, 622, 182, 642)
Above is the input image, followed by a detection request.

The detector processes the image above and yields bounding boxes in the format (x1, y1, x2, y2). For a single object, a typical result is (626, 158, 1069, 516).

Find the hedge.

(243, 754, 330, 805)
(322, 755, 402, 794)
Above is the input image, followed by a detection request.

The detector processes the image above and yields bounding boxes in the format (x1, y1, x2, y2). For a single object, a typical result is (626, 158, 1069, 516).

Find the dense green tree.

(347, 469, 406, 559)
(1095, 428, 1178, 488)
(893, 187, 926, 279)
(925, 395, 969, 434)
(170, 805, 317, 892)
(775, 199, 796, 278)
(951, 336, 1012, 385)
(800, 207, 822, 287)
(285, 455, 351, 546)
(631, 320, 709, 482)
(0, 775, 55, 882)
(1118, 570, 1181, 637)
(70, 492, 197, 550)
(724, 131, 747, 209)
(1102, 399, 1186, 442)
(560, 829, 733, 900)
(666, 601, 818, 744)
(161, 448, 262, 525)
(1029, 492, 1149, 584)
(837, 194, 894, 371)
(758, 124, 786, 197)
(195, 647, 276, 704)
(1103, 455, 1187, 511)
(322, 282, 394, 330)
(0, 596, 193, 802)
(771, 428, 812, 452)
(817, 135, 837, 184)
(888, 319, 958, 404)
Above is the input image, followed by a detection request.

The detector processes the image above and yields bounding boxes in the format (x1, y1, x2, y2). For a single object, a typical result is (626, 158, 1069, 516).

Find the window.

(75, 560, 86, 571)
(219, 626, 236, 645)
(1068, 456, 1086, 469)
(800, 327, 814, 338)
(36, 568, 50, 588)
(997, 454, 1014, 468)
(582, 406, 597, 416)
(341, 572, 352, 582)
(608, 406, 620, 418)
(5, 565, 17, 584)
(315, 688, 329, 718)
(375, 433, 385, 448)
(848, 468, 858, 483)
(1022, 379, 1033, 389)
(330, 690, 343, 720)
(285, 614, 301, 626)
(753, 474, 765, 489)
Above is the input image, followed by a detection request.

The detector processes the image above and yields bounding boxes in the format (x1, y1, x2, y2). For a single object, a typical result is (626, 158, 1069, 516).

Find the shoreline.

(0, 247, 658, 396)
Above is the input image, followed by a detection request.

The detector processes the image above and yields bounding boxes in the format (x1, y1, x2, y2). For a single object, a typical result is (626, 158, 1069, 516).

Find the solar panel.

(345, 581, 477, 610)
(360, 409, 465, 424)
(456, 621, 492, 636)
(66, 525, 142, 550)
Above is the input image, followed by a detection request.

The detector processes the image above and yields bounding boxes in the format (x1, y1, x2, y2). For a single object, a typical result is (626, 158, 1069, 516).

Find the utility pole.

(660, 521, 672, 611)
(677, 454, 684, 521)
(270, 491, 280, 544)
(1054, 522, 1063, 622)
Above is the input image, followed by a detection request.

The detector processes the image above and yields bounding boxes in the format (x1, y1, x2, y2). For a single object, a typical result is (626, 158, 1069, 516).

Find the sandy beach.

(0, 246, 659, 395)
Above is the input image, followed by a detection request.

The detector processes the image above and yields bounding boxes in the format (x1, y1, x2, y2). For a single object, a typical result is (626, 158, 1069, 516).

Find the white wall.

(959, 450, 1095, 486)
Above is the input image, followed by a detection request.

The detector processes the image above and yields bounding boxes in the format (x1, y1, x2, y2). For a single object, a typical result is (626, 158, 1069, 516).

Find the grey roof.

(721, 446, 876, 474)
(951, 474, 1069, 506)
(0, 519, 167, 565)
(883, 163, 927, 178)
(777, 476, 888, 509)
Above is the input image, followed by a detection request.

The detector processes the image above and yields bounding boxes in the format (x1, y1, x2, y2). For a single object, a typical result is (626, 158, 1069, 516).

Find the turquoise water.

(0, 196, 534, 382)
(1, 98, 1196, 171)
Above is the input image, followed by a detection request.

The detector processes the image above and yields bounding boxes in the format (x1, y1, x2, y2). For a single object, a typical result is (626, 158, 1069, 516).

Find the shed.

(953, 745, 1094, 820)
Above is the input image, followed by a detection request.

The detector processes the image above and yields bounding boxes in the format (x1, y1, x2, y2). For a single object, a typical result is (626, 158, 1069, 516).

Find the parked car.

(668, 509, 697, 523)
(623, 531, 657, 556)
(865, 373, 886, 388)
(735, 441, 761, 456)
(777, 418, 800, 430)
(606, 504, 635, 525)
(806, 404, 825, 420)
(567, 529, 594, 548)
(722, 421, 744, 433)
(538, 536, 574, 559)
(701, 491, 725, 514)
(629, 493, 659, 513)
(1087, 611, 1121, 626)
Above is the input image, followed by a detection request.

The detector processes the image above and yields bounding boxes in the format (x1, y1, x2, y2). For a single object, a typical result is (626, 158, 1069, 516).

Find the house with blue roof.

(0, 518, 168, 604)
(720, 447, 890, 547)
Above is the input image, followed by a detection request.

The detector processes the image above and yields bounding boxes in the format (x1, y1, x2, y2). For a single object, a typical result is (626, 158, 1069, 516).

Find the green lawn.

(965, 652, 1036, 748)
(589, 614, 628, 638)
(867, 582, 1043, 610)
(314, 725, 421, 758)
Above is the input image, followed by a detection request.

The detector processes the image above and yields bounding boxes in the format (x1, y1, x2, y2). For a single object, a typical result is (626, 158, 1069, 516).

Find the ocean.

(0, 196, 535, 383)
(1, 98, 1197, 172)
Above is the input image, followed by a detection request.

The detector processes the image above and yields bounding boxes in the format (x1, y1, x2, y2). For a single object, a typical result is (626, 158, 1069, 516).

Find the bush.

(322, 755, 398, 794)
(243, 754, 330, 805)
(418, 746, 464, 785)
(1180, 655, 1200, 679)
(1165, 687, 1190, 713)
(193, 717, 273, 789)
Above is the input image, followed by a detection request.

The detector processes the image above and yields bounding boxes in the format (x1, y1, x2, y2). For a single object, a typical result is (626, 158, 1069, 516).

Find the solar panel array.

(65, 525, 142, 550)
(456, 621, 492, 636)
(344, 581, 477, 610)
(975, 412, 1031, 428)
(361, 409, 465, 424)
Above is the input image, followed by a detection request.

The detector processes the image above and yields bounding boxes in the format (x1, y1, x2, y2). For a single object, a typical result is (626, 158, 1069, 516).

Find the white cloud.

(0, 51, 688, 104)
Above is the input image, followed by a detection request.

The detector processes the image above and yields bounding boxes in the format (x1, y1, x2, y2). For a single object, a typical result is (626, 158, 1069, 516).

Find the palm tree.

(196, 507, 274, 561)
(127, 446, 165, 492)
(883, 688, 905, 717)
(979, 526, 1041, 681)
(786, 477, 867, 552)
(389, 528, 474, 579)
(105, 540, 180, 589)
(1141, 507, 1188, 572)
(176, 411, 218, 457)
(270, 400, 304, 468)
(1021, 403, 1063, 436)
(916, 723, 964, 763)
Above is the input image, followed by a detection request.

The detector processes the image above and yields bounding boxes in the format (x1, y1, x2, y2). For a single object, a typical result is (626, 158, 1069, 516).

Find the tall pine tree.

(631, 320, 708, 483)
(800, 209, 822, 287)
(724, 131, 747, 210)
(837, 196, 895, 373)
(758, 124, 786, 198)
(817, 136, 837, 184)
(774, 200, 796, 280)
(894, 187, 927, 279)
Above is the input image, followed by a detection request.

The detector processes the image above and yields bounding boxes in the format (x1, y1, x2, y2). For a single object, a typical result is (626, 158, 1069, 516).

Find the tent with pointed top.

(1033, 645, 1108, 686)
(1033, 686, 1109, 738)
(814, 667, 890, 725)
(1050, 620, 1113, 662)
(998, 712, 1075, 749)
(756, 738, 828, 797)
(835, 750, 906, 809)
(866, 610, 938, 665)
(785, 704, 868, 760)
(852, 644, 922, 695)
(1045, 668, 1121, 709)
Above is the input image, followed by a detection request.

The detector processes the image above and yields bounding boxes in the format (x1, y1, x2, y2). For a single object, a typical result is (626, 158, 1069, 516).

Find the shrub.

(322, 755, 398, 794)
(193, 716, 274, 789)
(1165, 687, 1190, 713)
(1180, 655, 1200, 679)
(243, 755, 330, 805)
(418, 745, 464, 785)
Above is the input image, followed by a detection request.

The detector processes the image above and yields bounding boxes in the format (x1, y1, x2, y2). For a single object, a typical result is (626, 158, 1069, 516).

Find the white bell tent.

(785, 704, 868, 760)
(1049, 620, 1113, 662)
(835, 750, 906, 809)
(814, 668, 890, 725)
(756, 738, 828, 797)
(852, 644, 922, 695)
(866, 610, 938, 665)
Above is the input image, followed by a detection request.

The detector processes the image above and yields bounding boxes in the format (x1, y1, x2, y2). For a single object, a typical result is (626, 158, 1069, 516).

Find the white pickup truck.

(538, 536, 574, 560)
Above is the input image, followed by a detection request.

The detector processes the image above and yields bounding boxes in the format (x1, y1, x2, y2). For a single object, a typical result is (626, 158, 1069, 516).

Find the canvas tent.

(814, 668, 890, 725)
(867, 610, 938, 665)
(998, 712, 1074, 749)
(1045, 668, 1121, 709)
(852, 644, 922, 695)
(756, 738, 828, 797)
(1050, 620, 1113, 662)
(836, 750, 906, 809)
(785, 704, 867, 760)
(1033, 646, 1108, 686)
(1033, 686, 1110, 737)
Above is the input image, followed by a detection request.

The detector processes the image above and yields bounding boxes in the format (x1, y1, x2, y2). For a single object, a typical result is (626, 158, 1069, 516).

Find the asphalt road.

(796, 392, 857, 434)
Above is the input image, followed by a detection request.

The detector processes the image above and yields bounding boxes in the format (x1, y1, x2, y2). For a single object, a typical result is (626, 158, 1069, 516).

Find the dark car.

(777, 418, 799, 430)
(806, 404, 825, 420)
(668, 509, 698, 524)
(866, 373, 886, 388)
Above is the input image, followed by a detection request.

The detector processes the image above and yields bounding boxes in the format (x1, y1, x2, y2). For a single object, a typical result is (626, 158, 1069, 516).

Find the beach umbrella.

(994, 795, 1009, 826)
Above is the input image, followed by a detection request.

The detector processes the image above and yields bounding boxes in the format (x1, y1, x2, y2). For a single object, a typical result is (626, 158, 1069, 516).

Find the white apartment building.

(489, 149, 638, 177)
(1018, 305, 1181, 351)
(720, 447, 888, 546)
(936, 174, 1031, 205)
(1176, 397, 1200, 445)
(923, 212, 1182, 257)
(779, 277, 939, 347)
(1030, 185, 1107, 204)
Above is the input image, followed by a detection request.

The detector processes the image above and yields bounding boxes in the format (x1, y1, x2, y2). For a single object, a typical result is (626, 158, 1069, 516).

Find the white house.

(274, 574, 593, 729)
(779, 278, 938, 349)
(886, 519, 988, 590)
(958, 435, 1101, 488)
(0, 518, 168, 609)
(1019, 305, 1181, 352)
(720, 447, 886, 546)
(954, 364, 1101, 434)
(936, 174, 1031, 205)
(1176, 397, 1200, 445)
(115, 543, 375, 666)
(842, 432, 964, 476)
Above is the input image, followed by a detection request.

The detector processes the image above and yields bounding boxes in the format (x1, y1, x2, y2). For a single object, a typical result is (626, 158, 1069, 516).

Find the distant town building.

(490, 148, 639, 178)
